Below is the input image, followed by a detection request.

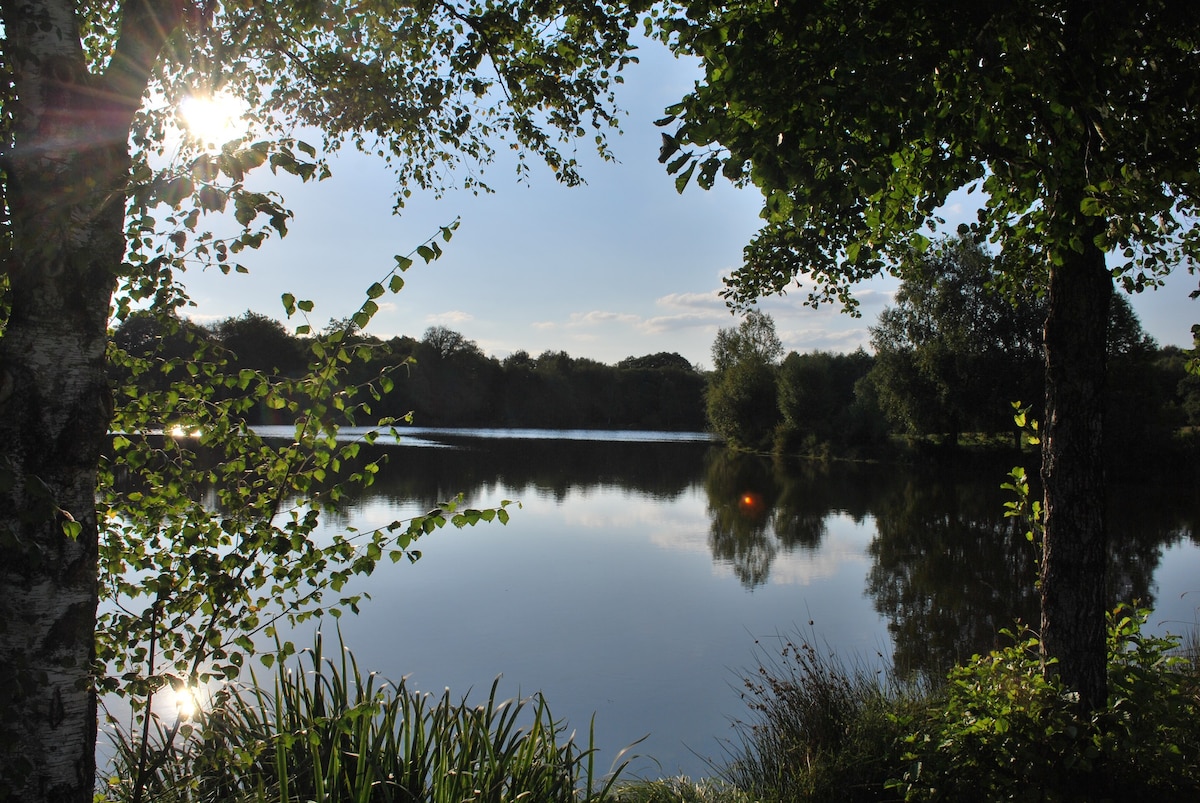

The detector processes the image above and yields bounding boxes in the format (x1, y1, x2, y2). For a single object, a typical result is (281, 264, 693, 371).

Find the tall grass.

(607, 776, 757, 803)
(718, 635, 922, 803)
(102, 633, 634, 803)
(717, 611, 1200, 802)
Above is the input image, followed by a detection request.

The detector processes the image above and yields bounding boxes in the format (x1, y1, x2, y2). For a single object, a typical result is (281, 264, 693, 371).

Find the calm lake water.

(267, 428, 1200, 781)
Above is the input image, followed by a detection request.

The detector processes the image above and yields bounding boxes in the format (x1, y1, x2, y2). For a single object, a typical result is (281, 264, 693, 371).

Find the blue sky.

(176, 41, 1199, 369)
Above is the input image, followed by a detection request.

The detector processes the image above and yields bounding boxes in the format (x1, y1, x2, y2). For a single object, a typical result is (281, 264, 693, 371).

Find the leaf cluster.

(99, 225, 515, 761)
(111, 0, 655, 209)
(893, 606, 1200, 801)
(656, 2, 1200, 308)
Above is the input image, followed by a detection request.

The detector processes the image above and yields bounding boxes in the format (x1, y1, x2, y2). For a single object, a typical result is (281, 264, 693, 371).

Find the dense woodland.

(114, 237, 1200, 462)
(111, 313, 709, 431)
(706, 238, 1200, 462)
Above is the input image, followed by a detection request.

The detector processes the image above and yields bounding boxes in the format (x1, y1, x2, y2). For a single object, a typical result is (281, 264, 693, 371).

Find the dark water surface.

(281, 429, 1200, 780)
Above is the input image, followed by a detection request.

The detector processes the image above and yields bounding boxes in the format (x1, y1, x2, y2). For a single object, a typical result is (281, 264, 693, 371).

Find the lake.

(267, 428, 1199, 781)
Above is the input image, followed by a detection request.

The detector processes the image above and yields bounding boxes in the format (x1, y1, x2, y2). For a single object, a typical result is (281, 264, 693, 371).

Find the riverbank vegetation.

(112, 312, 707, 431)
(706, 238, 1200, 470)
(110, 234, 1200, 472)
(100, 606, 1199, 802)
(716, 607, 1200, 802)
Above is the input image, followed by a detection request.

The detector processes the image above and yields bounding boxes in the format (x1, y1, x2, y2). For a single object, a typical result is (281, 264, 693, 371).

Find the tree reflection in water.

(700, 449, 1196, 679)
(266, 432, 1196, 681)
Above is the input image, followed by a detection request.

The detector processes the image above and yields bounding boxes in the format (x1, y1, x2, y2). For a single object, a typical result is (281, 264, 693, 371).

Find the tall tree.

(776, 348, 878, 451)
(0, 2, 647, 799)
(658, 1, 1200, 709)
(868, 237, 1044, 443)
(707, 309, 782, 448)
(710, 308, 784, 372)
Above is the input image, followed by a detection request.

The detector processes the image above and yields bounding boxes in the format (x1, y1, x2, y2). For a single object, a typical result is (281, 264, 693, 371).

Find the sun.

(179, 92, 249, 147)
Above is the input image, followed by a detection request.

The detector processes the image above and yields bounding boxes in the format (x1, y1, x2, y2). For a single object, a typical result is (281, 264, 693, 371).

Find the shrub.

(892, 606, 1200, 801)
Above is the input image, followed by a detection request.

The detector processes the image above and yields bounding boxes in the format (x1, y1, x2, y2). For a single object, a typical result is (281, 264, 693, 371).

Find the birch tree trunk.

(0, 1, 179, 799)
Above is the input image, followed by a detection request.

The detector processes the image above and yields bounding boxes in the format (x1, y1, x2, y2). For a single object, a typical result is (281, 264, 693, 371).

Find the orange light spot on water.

(738, 491, 765, 516)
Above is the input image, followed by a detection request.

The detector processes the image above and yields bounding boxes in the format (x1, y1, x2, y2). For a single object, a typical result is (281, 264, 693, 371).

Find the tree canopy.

(659, 1, 1200, 306)
(869, 237, 1045, 442)
(658, 0, 1200, 710)
(1, 2, 653, 800)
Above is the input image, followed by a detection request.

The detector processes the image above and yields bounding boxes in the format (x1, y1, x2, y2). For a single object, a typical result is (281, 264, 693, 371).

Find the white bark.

(1, 1, 181, 799)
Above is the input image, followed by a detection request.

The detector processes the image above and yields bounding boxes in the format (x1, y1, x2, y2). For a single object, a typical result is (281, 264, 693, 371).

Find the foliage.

(867, 238, 1044, 443)
(115, 313, 711, 431)
(775, 348, 884, 455)
(102, 632, 634, 803)
(720, 632, 922, 803)
(609, 776, 756, 803)
(892, 607, 1200, 801)
(618, 352, 695, 372)
(706, 311, 783, 449)
(656, 2, 1200, 306)
(711, 310, 783, 374)
(706, 359, 778, 450)
(100, 233, 527, 799)
(1001, 403, 1045, 561)
(716, 609, 1200, 803)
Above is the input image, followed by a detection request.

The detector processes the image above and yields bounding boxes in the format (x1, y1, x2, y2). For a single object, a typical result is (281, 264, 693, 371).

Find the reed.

(716, 634, 923, 803)
(103, 632, 634, 803)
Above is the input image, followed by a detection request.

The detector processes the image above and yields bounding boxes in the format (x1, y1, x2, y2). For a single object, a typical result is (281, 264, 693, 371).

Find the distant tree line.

(111, 237, 1197, 449)
(110, 314, 707, 431)
(708, 238, 1200, 460)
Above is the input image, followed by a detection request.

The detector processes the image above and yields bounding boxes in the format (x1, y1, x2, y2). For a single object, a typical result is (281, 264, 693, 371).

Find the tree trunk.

(1039, 240, 1112, 712)
(0, 2, 179, 799)
(0, 94, 128, 803)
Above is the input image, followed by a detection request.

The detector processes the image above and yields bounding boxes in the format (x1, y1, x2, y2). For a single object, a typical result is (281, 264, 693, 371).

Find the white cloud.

(639, 311, 725, 335)
(563, 310, 642, 328)
(654, 290, 726, 311)
(424, 310, 474, 325)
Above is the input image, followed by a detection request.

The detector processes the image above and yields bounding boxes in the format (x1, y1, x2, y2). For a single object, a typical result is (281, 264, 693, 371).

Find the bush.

(892, 606, 1200, 801)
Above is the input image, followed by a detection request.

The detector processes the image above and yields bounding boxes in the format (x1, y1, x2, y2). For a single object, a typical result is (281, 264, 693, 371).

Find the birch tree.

(0, 2, 647, 799)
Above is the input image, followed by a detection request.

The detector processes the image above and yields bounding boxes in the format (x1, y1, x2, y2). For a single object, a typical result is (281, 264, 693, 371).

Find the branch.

(102, 0, 190, 111)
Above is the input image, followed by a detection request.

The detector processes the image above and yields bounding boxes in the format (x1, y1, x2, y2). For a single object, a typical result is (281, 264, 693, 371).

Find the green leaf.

(674, 162, 697, 193)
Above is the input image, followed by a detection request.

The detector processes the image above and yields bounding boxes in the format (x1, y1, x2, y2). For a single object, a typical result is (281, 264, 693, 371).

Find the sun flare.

(161, 683, 201, 720)
(180, 92, 249, 147)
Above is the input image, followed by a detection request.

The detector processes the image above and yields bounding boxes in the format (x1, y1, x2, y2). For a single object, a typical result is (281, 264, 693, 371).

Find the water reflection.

(113, 429, 1200, 688)
(104, 429, 1200, 780)
(867, 469, 1041, 675)
(314, 435, 1198, 680)
(704, 451, 780, 587)
(699, 452, 1198, 677)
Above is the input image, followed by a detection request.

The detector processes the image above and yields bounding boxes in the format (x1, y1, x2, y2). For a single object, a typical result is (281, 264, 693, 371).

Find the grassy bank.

(101, 608, 1199, 802)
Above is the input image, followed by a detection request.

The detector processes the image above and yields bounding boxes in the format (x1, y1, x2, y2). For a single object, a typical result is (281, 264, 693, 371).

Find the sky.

(175, 40, 1200, 370)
